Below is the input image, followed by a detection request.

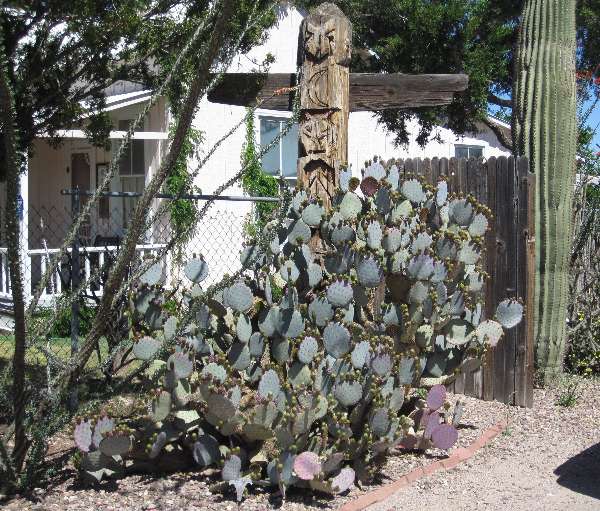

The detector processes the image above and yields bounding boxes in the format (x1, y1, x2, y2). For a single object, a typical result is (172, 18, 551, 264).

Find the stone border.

(339, 420, 508, 511)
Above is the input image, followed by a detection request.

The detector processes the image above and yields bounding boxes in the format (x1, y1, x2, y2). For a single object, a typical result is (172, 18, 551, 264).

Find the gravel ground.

(3, 377, 599, 511)
(370, 377, 600, 511)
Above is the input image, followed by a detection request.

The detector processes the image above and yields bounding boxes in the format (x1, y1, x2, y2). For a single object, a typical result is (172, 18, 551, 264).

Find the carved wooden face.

(300, 113, 338, 156)
(304, 19, 337, 60)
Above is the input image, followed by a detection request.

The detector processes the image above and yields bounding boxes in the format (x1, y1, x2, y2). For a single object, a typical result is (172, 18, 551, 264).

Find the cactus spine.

(513, 0, 578, 380)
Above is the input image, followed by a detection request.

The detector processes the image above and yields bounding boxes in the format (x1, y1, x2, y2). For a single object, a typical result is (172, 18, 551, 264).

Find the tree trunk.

(512, 0, 578, 381)
(0, 48, 28, 471)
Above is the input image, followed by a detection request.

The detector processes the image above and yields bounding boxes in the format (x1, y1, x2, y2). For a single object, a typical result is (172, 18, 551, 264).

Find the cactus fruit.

(75, 158, 522, 497)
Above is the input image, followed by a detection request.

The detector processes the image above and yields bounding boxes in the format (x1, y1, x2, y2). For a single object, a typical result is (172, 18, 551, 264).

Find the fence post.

(69, 187, 80, 411)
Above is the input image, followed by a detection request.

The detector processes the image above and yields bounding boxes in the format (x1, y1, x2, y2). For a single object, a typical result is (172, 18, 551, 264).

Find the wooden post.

(297, 3, 351, 211)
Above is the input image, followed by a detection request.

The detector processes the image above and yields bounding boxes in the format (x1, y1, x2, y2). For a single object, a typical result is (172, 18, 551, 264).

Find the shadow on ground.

(554, 442, 600, 500)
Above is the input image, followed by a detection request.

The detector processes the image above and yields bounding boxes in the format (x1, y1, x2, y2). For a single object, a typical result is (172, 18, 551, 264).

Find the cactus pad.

(184, 257, 209, 283)
(370, 351, 392, 376)
(449, 199, 474, 225)
(74, 420, 93, 452)
(401, 179, 426, 203)
(426, 384, 447, 410)
(495, 299, 523, 329)
(356, 256, 383, 288)
(360, 176, 380, 197)
(475, 319, 504, 347)
(309, 296, 334, 327)
(351, 340, 371, 369)
(326, 279, 354, 307)
(302, 202, 325, 226)
(258, 369, 280, 398)
(133, 336, 162, 361)
(293, 451, 321, 481)
(339, 192, 362, 220)
(193, 434, 221, 467)
(411, 232, 433, 253)
(222, 454, 242, 481)
(151, 391, 172, 422)
(99, 434, 131, 457)
(201, 362, 226, 383)
(323, 322, 351, 358)
(366, 220, 383, 249)
(407, 254, 435, 280)
(431, 423, 458, 450)
(364, 160, 386, 180)
(334, 381, 363, 407)
(140, 262, 163, 286)
(225, 282, 253, 312)
(468, 212, 489, 237)
(277, 309, 304, 338)
(280, 260, 300, 284)
(331, 467, 355, 493)
(298, 336, 319, 364)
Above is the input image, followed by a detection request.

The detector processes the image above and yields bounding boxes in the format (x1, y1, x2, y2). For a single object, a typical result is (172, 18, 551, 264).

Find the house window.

(259, 116, 298, 185)
(116, 120, 145, 228)
(455, 144, 484, 159)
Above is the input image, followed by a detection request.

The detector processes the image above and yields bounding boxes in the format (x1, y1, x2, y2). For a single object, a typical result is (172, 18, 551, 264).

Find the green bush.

(32, 303, 96, 338)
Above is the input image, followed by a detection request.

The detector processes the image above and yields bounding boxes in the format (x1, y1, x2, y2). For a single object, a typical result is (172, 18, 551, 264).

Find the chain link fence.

(0, 191, 256, 370)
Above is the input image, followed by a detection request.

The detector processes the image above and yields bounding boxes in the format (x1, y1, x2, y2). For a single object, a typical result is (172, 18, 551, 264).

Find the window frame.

(115, 119, 146, 177)
(257, 113, 298, 186)
(454, 144, 485, 159)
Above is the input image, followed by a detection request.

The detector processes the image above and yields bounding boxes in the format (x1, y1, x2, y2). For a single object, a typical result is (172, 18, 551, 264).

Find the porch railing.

(0, 244, 168, 305)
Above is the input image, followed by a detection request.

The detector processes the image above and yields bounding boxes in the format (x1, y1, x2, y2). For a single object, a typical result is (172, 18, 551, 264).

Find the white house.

(1, 3, 510, 309)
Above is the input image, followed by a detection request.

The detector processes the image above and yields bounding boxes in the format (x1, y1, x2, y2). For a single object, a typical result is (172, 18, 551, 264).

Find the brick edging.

(339, 420, 508, 511)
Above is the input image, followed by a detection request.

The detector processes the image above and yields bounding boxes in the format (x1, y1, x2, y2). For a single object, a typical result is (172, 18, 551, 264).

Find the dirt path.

(369, 379, 600, 511)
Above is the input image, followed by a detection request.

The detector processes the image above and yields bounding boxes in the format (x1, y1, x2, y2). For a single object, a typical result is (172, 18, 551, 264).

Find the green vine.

(164, 122, 203, 257)
(240, 110, 279, 237)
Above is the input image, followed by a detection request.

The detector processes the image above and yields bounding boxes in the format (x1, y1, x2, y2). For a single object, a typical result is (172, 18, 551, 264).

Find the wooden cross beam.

(208, 3, 468, 210)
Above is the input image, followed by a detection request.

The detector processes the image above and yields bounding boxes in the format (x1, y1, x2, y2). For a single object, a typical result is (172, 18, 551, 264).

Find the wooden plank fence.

(394, 156, 535, 407)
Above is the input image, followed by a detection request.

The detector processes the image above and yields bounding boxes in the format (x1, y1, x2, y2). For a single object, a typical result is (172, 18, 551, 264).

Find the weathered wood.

(504, 156, 518, 404)
(398, 156, 534, 406)
(515, 157, 535, 407)
(297, 3, 351, 210)
(207, 72, 468, 111)
(483, 157, 498, 402)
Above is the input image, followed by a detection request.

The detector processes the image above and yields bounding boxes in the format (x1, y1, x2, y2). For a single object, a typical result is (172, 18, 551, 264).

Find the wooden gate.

(394, 156, 535, 407)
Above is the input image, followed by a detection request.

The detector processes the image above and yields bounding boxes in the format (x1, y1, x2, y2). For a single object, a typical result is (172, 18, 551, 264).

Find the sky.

(588, 106, 600, 152)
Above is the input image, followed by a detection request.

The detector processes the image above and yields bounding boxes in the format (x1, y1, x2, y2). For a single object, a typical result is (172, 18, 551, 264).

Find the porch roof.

(38, 129, 168, 140)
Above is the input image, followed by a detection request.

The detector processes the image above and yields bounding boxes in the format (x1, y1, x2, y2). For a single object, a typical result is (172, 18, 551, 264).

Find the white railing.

(0, 248, 10, 300)
(0, 244, 168, 305)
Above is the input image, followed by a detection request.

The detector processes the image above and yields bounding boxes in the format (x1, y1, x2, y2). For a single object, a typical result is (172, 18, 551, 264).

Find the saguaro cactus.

(513, 0, 578, 380)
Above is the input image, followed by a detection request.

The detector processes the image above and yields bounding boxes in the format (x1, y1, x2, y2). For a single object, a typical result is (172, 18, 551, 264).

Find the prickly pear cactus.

(75, 158, 522, 500)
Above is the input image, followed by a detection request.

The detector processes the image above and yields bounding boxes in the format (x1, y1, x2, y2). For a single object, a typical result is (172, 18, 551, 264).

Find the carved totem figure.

(298, 3, 351, 210)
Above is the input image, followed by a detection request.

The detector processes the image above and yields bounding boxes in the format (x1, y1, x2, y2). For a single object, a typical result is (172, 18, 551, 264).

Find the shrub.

(31, 302, 96, 338)
(73, 159, 521, 499)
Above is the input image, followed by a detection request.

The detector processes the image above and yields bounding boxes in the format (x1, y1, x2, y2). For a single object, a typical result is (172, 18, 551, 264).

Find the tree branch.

(488, 92, 512, 108)
(482, 116, 513, 151)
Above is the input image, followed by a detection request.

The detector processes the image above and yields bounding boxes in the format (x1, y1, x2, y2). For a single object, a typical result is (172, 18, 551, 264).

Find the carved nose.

(319, 34, 328, 57)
